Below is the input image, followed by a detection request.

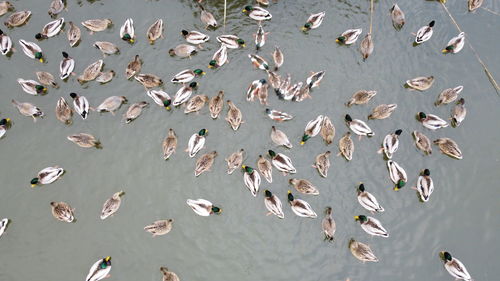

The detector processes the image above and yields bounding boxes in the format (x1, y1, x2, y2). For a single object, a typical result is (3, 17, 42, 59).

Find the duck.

(35, 18, 64, 39)
(19, 39, 44, 62)
(418, 112, 448, 130)
(171, 68, 204, 84)
(442, 32, 465, 54)
(50, 201, 75, 223)
(4, 10, 31, 28)
(168, 44, 197, 58)
(96, 70, 115, 84)
(287, 191, 317, 218)
(209, 90, 224, 119)
(94, 41, 119, 56)
(359, 34, 374, 59)
(275, 74, 291, 99)
(286, 82, 302, 101)
(182, 29, 209, 46)
(300, 115, 324, 145)
(440, 252, 472, 281)
(390, 4, 405, 29)
(134, 73, 162, 89)
(257, 155, 273, 183)
(31, 166, 64, 187)
(95, 96, 127, 114)
(387, 160, 407, 186)
(266, 108, 293, 122)
(413, 169, 434, 202)
(289, 178, 319, 195)
(59, 52, 75, 80)
(17, 79, 47, 95)
(415, 21, 435, 44)
(267, 70, 281, 89)
(345, 114, 374, 137)
(55, 97, 72, 124)
(173, 82, 198, 106)
(435, 86, 463, 106)
(354, 215, 389, 237)
(434, 138, 463, 159)
(67, 133, 101, 148)
(126, 55, 142, 79)
(254, 24, 268, 50)
(120, 18, 135, 43)
(248, 54, 269, 70)
(0, 218, 8, 237)
(186, 199, 221, 216)
(406, 76, 434, 91)
(225, 149, 244, 174)
(368, 104, 397, 119)
(147, 89, 171, 108)
(246, 79, 266, 101)
(85, 257, 111, 281)
(357, 183, 384, 213)
(186, 129, 207, 158)
(11, 99, 44, 122)
(199, 4, 217, 28)
(313, 151, 331, 178)
(411, 131, 432, 155)
(242, 165, 261, 197)
(160, 267, 180, 281)
(0, 28, 12, 55)
(48, 0, 64, 18)
(69, 92, 89, 120)
(0, 118, 11, 139)
(451, 98, 466, 127)
(468, 0, 483, 12)
(321, 207, 336, 241)
(258, 82, 269, 105)
(268, 150, 296, 174)
(123, 101, 148, 124)
(306, 71, 325, 89)
(78, 59, 103, 83)
(264, 190, 284, 219)
(147, 19, 163, 44)
(302, 11, 326, 31)
(242, 5, 272, 21)
(67, 21, 81, 47)
(336, 28, 362, 45)
(144, 219, 174, 236)
(81, 18, 112, 33)
(378, 129, 402, 159)
(272, 46, 284, 70)
(226, 100, 243, 130)
(346, 90, 377, 107)
(208, 45, 228, 68)
(162, 129, 177, 160)
(217, 34, 245, 49)
(271, 126, 292, 148)
(293, 85, 312, 102)
(339, 132, 354, 161)
(185, 95, 208, 114)
(100, 191, 125, 220)
(36, 71, 58, 88)
(0, 1, 14, 17)
(194, 151, 217, 176)
(349, 238, 378, 262)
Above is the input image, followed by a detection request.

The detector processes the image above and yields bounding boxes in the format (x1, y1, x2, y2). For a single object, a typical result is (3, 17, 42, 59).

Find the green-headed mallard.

(302, 11, 325, 31)
(440, 251, 472, 281)
(264, 190, 284, 219)
(160, 267, 180, 281)
(171, 68, 204, 84)
(442, 32, 465, 54)
(451, 98, 466, 127)
(17, 78, 47, 95)
(67, 133, 101, 148)
(134, 73, 162, 89)
(209, 90, 224, 119)
(272, 46, 283, 70)
(266, 108, 293, 122)
(0, 1, 14, 17)
(322, 207, 336, 241)
(225, 148, 244, 174)
(50, 201, 75, 223)
(4, 10, 31, 28)
(184, 94, 208, 114)
(406, 76, 434, 91)
(216, 34, 245, 49)
(418, 112, 448, 130)
(378, 129, 402, 159)
(345, 114, 374, 137)
(289, 178, 319, 195)
(66, 21, 81, 47)
(338, 132, 354, 161)
(48, 0, 64, 18)
(194, 151, 217, 176)
(173, 82, 197, 106)
(144, 219, 173, 236)
(147, 19, 163, 44)
(336, 28, 362, 45)
(78, 59, 103, 83)
(359, 33, 374, 59)
(0, 28, 12, 55)
(354, 215, 389, 237)
(368, 104, 397, 119)
(182, 29, 209, 46)
(126, 55, 141, 79)
(119, 18, 135, 43)
(435, 86, 463, 106)
(287, 191, 317, 218)
(11, 99, 44, 121)
(346, 90, 376, 107)
(349, 238, 378, 262)
(59, 51, 75, 80)
(248, 54, 269, 70)
(226, 100, 243, 130)
(55, 97, 72, 124)
(306, 71, 325, 89)
(415, 21, 435, 44)
(31, 166, 64, 187)
(69, 92, 89, 120)
(95, 96, 127, 114)
(387, 160, 407, 187)
(242, 165, 261, 197)
(162, 129, 177, 160)
(186, 199, 221, 216)
(186, 128, 207, 158)
(208, 45, 228, 68)
(313, 151, 331, 178)
(257, 155, 273, 183)
(199, 4, 217, 28)
(81, 18, 112, 33)
(169, 44, 197, 58)
(390, 4, 405, 29)
(36, 71, 58, 88)
(413, 130, 432, 155)
(434, 138, 462, 159)
(94, 41, 119, 56)
(242, 6, 272, 21)
(35, 18, 64, 39)
(100, 191, 125, 220)
(268, 150, 296, 174)
(86, 257, 111, 281)
(357, 183, 384, 213)
(123, 101, 148, 124)
(413, 169, 434, 202)
(300, 115, 324, 145)
(19, 39, 44, 62)
(271, 126, 292, 148)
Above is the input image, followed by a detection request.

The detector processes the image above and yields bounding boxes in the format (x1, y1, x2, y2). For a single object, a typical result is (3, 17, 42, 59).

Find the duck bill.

(301, 27, 308, 32)
(335, 39, 340, 43)
(241, 44, 246, 48)
(300, 141, 305, 145)
(208, 65, 214, 69)
(354, 216, 360, 221)
(393, 186, 400, 191)
(129, 39, 135, 43)
(165, 106, 171, 111)
(43, 88, 47, 93)
(31, 184, 37, 188)
(242, 9, 248, 13)
(39, 58, 44, 63)
(441, 49, 448, 53)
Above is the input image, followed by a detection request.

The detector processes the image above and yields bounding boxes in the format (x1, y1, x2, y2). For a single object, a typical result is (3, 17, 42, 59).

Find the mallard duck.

(264, 190, 284, 219)
(451, 98, 466, 127)
(35, 18, 64, 39)
(11, 99, 44, 122)
(125, 55, 141, 79)
(95, 96, 127, 114)
(294, 85, 312, 102)
(300, 115, 324, 145)
(242, 6, 272, 21)
(123, 101, 148, 124)
(349, 238, 378, 262)
(306, 71, 325, 89)
(81, 18, 112, 33)
(186, 199, 221, 216)
(387, 160, 407, 186)
(78, 59, 103, 83)
(69, 92, 89, 119)
(266, 108, 293, 121)
(434, 138, 463, 159)
(336, 28, 362, 45)
(59, 52, 74, 80)
(289, 178, 319, 195)
(272, 46, 283, 70)
(275, 76, 292, 100)
(119, 18, 135, 43)
(208, 45, 228, 68)
(242, 165, 261, 196)
(147, 19, 163, 44)
(67, 21, 81, 47)
(435, 86, 463, 106)
(378, 129, 402, 159)
(413, 169, 434, 202)
(209, 90, 224, 119)
(185, 94, 208, 114)
(359, 34, 374, 59)
(134, 73, 163, 89)
(302, 11, 325, 31)
(0, 1, 14, 17)
(346, 90, 376, 107)
(17, 79, 47, 95)
(100, 191, 125, 219)
(345, 114, 374, 137)
(390, 4, 405, 29)
(357, 183, 384, 213)
(406, 76, 434, 91)
(254, 24, 268, 50)
(67, 133, 101, 148)
(31, 166, 64, 187)
(248, 54, 269, 70)
(186, 129, 207, 158)
(171, 69, 204, 84)
(268, 150, 296, 174)
(4, 10, 31, 28)
(271, 126, 292, 148)
(246, 79, 266, 101)
(267, 70, 281, 89)
(217, 34, 245, 49)
(173, 82, 197, 106)
(0, 118, 11, 139)
(415, 21, 435, 44)
(160, 267, 180, 281)
(48, 0, 64, 18)
(0, 218, 8, 237)
(86, 257, 111, 281)
(0, 28, 12, 55)
(226, 100, 243, 130)
(354, 215, 389, 237)
(144, 219, 173, 236)
(413, 131, 432, 155)
(226, 149, 244, 174)
(162, 129, 177, 160)
(19, 39, 44, 62)
(368, 104, 397, 119)
(169, 44, 197, 58)
(256, 0, 270, 6)
(442, 32, 465, 54)
(468, 0, 483, 12)
(96, 70, 115, 84)
(440, 252, 472, 281)
(287, 191, 317, 218)
(338, 132, 354, 161)
(94, 41, 119, 56)
(50, 201, 75, 223)
(257, 155, 273, 183)
(199, 4, 217, 28)
(182, 29, 209, 46)
(418, 112, 448, 130)
(258, 83, 269, 105)
(36, 71, 58, 88)
(55, 97, 72, 124)
(147, 90, 171, 109)
(194, 151, 217, 176)
(320, 207, 335, 241)
(313, 151, 331, 178)
(285, 82, 302, 101)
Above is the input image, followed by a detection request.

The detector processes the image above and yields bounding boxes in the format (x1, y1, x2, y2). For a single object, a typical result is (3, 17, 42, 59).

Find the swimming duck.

(50, 201, 75, 223)
(19, 39, 44, 62)
(306, 71, 325, 89)
(254, 24, 268, 50)
(226, 100, 243, 130)
(413, 169, 434, 202)
(160, 267, 180, 281)
(272, 46, 284, 70)
(0, 218, 8, 237)
(349, 238, 378, 262)
(336, 28, 362, 45)
(146, 90, 171, 109)
(185, 95, 208, 114)
(171, 69, 204, 84)
(11, 99, 44, 122)
(264, 190, 284, 219)
(287, 191, 317, 218)
(368, 104, 397, 119)
(468, 0, 483, 12)
(313, 151, 330, 178)
(242, 6, 272, 21)
(199, 4, 217, 28)
(69, 92, 89, 120)
(0, 118, 11, 139)
(123, 101, 148, 124)
(36, 71, 58, 88)
(418, 112, 448, 130)
(248, 54, 269, 70)
(4, 10, 31, 28)
(147, 19, 163, 44)
(302, 11, 326, 31)
(406, 76, 434, 91)
(173, 82, 197, 106)
(86, 257, 111, 281)
(96, 70, 115, 84)
(186, 129, 207, 158)
(59, 52, 74, 80)
(81, 18, 112, 33)
(134, 73, 162, 89)
(387, 160, 407, 186)
(94, 41, 119, 55)
(17, 79, 47, 95)
(100, 191, 125, 220)
(0, 28, 12, 55)
(162, 129, 177, 160)
(354, 215, 389, 237)
(67, 133, 101, 148)
(267, 70, 281, 89)
(451, 98, 466, 127)
(257, 155, 273, 183)
(48, 0, 64, 18)
(359, 34, 374, 59)
(346, 90, 376, 107)
(378, 129, 402, 159)
(35, 18, 64, 39)
(275, 74, 291, 99)
(182, 29, 209, 46)
(66, 21, 81, 47)
(123, 55, 142, 79)
(31, 166, 64, 187)
(120, 18, 135, 43)
(144, 219, 173, 236)
(209, 90, 224, 119)
(440, 252, 472, 281)
(415, 21, 435, 44)
(338, 132, 354, 161)
(292, 85, 312, 102)
(194, 151, 217, 176)
(168, 44, 197, 58)
(435, 86, 463, 106)
(413, 131, 432, 155)
(226, 149, 244, 174)
(217, 34, 245, 49)
(390, 4, 405, 29)
(266, 108, 293, 122)
(246, 79, 266, 101)
(268, 150, 296, 174)
(271, 126, 292, 148)
(283, 82, 301, 101)
(208, 45, 228, 68)
(300, 115, 324, 145)
(55, 97, 72, 124)
(258, 82, 269, 105)
(187, 199, 221, 216)
(322, 207, 336, 241)
(242, 165, 261, 197)
(0, 1, 14, 17)
(95, 96, 127, 114)
(434, 138, 463, 159)
(289, 178, 319, 195)
(78, 59, 103, 83)
(442, 32, 465, 54)
(345, 114, 374, 137)
(357, 183, 384, 213)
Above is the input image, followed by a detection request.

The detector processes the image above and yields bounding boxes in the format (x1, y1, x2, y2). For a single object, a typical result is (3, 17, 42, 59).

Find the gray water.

(0, 0, 499, 280)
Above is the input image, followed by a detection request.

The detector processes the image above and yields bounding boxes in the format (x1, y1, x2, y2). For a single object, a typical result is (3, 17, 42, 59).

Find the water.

(0, 0, 499, 280)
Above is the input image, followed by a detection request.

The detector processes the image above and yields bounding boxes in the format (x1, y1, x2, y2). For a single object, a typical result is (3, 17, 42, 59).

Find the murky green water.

(0, 0, 499, 280)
